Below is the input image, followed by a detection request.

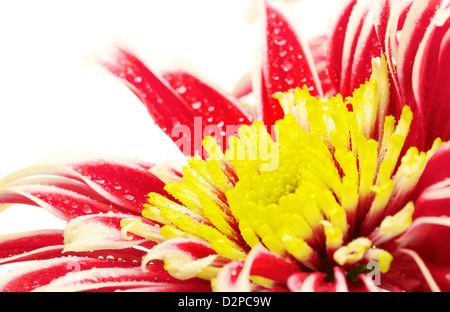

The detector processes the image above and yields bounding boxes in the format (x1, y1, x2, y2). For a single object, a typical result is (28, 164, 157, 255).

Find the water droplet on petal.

(274, 38, 287, 46)
(281, 59, 293, 72)
(176, 86, 187, 94)
(191, 101, 202, 109)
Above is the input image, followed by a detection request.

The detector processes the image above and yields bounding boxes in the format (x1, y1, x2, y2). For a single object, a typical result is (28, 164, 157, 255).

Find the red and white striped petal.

(0, 256, 209, 292)
(95, 44, 250, 157)
(141, 237, 219, 280)
(32, 266, 211, 292)
(414, 179, 450, 218)
(349, 3, 382, 92)
(161, 69, 252, 152)
(326, 0, 357, 92)
(0, 153, 169, 220)
(63, 213, 161, 252)
(418, 8, 450, 147)
(309, 35, 335, 96)
(287, 267, 349, 292)
(389, 216, 450, 291)
(397, 0, 443, 114)
(259, 0, 323, 126)
(0, 229, 151, 267)
(338, 0, 373, 97)
(0, 186, 115, 221)
(0, 230, 64, 265)
(0, 256, 135, 292)
(413, 142, 450, 199)
(215, 245, 299, 291)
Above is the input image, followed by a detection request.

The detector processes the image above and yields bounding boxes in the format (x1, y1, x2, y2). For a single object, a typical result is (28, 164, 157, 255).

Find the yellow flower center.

(121, 56, 443, 281)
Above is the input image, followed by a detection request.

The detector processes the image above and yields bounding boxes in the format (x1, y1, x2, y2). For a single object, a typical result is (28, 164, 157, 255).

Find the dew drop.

(191, 101, 202, 109)
(274, 38, 287, 46)
(281, 59, 293, 72)
(176, 85, 187, 94)
(82, 205, 92, 214)
(133, 76, 142, 83)
(285, 77, 294, 85)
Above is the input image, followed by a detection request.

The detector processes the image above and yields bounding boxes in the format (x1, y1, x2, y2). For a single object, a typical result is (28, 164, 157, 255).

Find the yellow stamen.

(365, 248, 393, 273)
(334, 237, 372, 266)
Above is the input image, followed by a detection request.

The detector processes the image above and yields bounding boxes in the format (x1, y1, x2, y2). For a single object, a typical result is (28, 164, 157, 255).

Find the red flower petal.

(287, 267, 349, 292)
(0, 256, 133, 292)
(337, 0, 372, 97)
(388, 217, 450, 291)
(161, 69, 252, 152)
(0, 230, 64, 265)
(349, 4, 382, 92)
(96, 45, 250, 157)
(0, 256, 209, 292)
(0, 154, 167, 220)
(326, 0, 357, 92)
(33, 265, 211, 292)
(0, 228, 150, 267)
(0, 186, 116, 221)
(414, 179, 450, 218)
(63, 213, 160, 252)
(260, 1, 323, 126)
(421, 22, 450, 147)
(215, 245, 299, 291)
(413, 142, 450, 198)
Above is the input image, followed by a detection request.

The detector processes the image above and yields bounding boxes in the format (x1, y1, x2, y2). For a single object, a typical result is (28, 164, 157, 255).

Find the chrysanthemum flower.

(0, 0, 450, 292)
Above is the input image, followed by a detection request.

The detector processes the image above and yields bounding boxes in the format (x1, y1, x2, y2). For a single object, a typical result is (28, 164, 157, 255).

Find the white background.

(0, 1, 340, 235)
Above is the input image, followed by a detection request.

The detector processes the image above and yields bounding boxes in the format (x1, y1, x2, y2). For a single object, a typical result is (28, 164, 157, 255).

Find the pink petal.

(326, 0, 357, 92)
(260, 1, 323, 126)
(96, 44, 249, 157)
